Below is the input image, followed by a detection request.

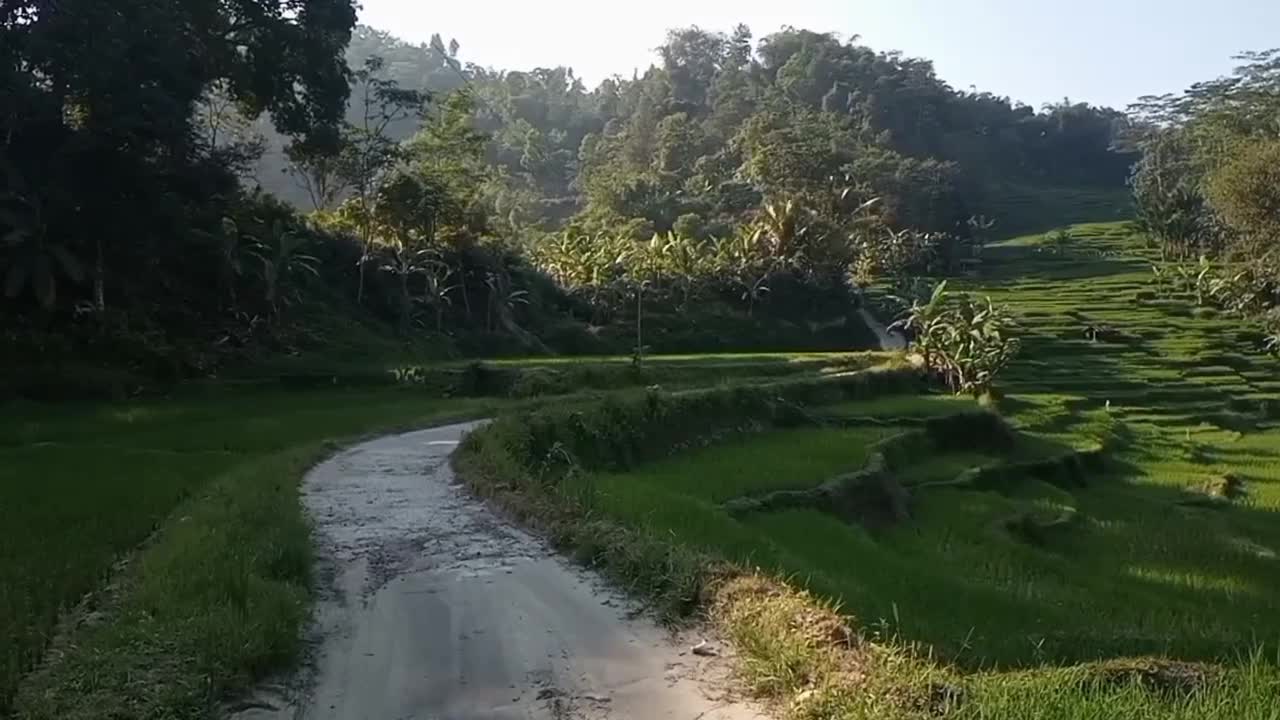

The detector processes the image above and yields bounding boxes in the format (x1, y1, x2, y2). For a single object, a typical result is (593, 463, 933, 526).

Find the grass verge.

(2, 353, 890, 716)
(455, 223, 1280, 718)
(6, 394, 497, 718)
(452, 365, 969, 716)
(14, 447, 319, 718)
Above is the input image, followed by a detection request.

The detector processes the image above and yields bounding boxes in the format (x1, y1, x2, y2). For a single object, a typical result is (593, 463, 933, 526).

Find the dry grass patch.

(709, 573, 957, 719)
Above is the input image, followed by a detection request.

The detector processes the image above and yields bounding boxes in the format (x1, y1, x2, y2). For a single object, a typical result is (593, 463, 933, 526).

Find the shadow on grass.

(587, 410, 1280, 672)
(754, 459, 1280, 672)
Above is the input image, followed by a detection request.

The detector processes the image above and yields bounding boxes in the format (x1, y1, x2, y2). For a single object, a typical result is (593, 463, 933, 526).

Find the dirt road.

(234, 422, 764, 720)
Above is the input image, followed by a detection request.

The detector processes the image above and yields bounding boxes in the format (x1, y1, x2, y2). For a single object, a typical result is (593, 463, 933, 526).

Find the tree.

(367, 172, 449, 333)
(893, 282, 1021, 396)
(1, 0, 358, 318)
(1128, 128, 1217, 259)
(1204, 138, 1280, 254)
(1127, 49, 1280, 327)
(0, 193, 83, 311)
(934, 295, 1021, 397)
(406, 90, 492, 240)
(405, 89, 494, 319)
(419, 262, 458, 332)
(890, 280, 950, 375)
(245, 219, 320, 317)
(336, 57, 429, 304)
(285, 135, 355, 212)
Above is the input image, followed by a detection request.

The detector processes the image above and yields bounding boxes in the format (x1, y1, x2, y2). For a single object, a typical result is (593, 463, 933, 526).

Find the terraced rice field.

(567, 222, 1280, 716)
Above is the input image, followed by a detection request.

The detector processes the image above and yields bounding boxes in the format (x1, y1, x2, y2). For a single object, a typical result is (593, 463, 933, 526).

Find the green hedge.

(221, 355, 888, 400)
(458, 366, 923, 486)
(452, 364, 921, 616)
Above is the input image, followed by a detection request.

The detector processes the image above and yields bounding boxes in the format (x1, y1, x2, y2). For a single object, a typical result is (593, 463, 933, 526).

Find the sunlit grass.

(589, 426, 899, 504)
(570, 221, 1280, 715)
(3, 356, 886, 714)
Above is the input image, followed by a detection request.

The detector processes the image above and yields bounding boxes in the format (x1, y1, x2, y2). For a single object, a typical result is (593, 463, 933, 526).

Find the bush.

(458, 366, 921, 489)
(1205, 139, 1280, 244)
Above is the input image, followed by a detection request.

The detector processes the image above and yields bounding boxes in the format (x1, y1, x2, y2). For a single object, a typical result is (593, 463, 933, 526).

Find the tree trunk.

(357, 215, 372, 304)
(494, 296, 552, 355)
(459, 271, 473, 320)
(399, 271, 411, 335)
(356, 252, 367, 304)
(635, 288, 644, 366)
(93, 236, 106, 318)
(266, 272, 279, 319)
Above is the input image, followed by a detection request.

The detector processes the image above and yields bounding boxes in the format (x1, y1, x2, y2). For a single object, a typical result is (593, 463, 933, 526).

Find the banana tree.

(660, 231, 709, 309)
(380, 244, 439, 334)
(1, 200, 83, 311)
(215, 217, 260, 310)
(1193, 255, 1216, 306)
(1043, 228, 1072, 255)
(1208, 269, 1258, 317)
(715, 229, 774, 317)
(889, 280, 950, 375)
(1265, 310, 1280, 356)
(930, 295, 1021, 397)
(246, 219, 320, 316)
(756, 199, 809, 259)
(1170, 261, 1198, 296)
(624, 235, 670, 366)
(484, 270, 530, 333)
(967, 215, 997, 258)
(418, 260, 458, 332)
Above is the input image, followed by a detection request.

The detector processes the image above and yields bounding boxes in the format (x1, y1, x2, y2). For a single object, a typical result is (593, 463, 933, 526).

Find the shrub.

(458, 367, 921, 486)
(894, 282, 1022, 397)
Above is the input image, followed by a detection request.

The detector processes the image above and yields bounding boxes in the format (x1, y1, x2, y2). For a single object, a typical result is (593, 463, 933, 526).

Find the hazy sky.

(357, 0, 1278, 110)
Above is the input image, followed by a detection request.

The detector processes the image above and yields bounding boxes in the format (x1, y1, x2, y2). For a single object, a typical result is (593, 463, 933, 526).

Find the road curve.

(233, 422, 764, 720)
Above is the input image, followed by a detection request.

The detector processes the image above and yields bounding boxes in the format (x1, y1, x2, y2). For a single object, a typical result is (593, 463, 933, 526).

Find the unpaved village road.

(234, 421, 765, 720)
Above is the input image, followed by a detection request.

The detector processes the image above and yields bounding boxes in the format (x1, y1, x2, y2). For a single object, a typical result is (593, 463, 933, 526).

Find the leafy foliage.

(0, 0, 363, 370)
(249, 25, 1131, 239)
(893, 282, 1021, 396)
(1126, 50, 1280, 352)
(2, 16, 1130, 377)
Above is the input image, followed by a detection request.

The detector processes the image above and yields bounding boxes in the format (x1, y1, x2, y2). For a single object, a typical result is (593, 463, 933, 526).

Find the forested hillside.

(3, 13, 1138, 395)
(10, 6, 1280, 720)
(1127, 49, 1280, 347)
(258, 25, 1135, 235)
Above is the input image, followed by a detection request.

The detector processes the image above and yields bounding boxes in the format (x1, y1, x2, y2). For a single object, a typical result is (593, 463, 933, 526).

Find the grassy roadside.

(2, 353, 887, 717)
(453, 224, 1280, 719)
(452, 364, 957, 717)
(5, 392, 498, 719)
(457, 378, 1280, 720)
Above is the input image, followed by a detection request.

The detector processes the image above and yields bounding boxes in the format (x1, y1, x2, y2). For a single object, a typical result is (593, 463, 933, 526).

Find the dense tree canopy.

(254, 24, 1134, 237)
(1127, 49, 1280, 345)
(2, 14, 1141, 376)
(2, 0, 358, 314)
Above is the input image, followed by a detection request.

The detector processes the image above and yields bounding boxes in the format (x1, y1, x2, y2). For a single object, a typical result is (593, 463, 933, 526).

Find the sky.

(357, 0, 1279, 110)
